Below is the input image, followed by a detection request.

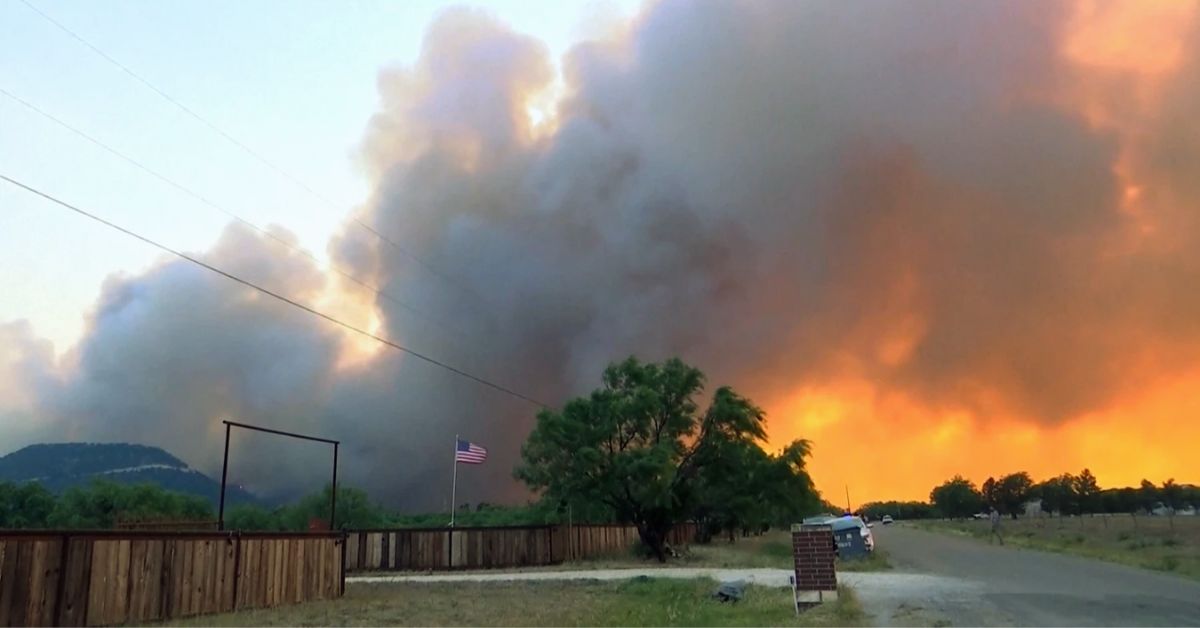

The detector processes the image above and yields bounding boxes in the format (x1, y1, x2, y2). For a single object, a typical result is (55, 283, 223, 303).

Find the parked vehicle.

(831, 515, 874, 553)
(881, 515, 894, 524)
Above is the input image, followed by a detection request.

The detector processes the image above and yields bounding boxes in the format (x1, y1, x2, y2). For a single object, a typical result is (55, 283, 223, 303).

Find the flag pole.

(450, 433, 459, 527)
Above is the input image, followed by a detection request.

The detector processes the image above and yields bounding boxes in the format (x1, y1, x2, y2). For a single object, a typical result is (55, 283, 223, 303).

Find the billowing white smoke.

(3, 1, 1199, 508)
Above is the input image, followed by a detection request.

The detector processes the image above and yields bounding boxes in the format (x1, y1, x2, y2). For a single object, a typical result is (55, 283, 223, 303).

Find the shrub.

(1116, 531, 1132, 541)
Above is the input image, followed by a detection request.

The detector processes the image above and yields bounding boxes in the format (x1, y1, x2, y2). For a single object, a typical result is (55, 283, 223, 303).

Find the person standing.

(989, 507, 1004, 545)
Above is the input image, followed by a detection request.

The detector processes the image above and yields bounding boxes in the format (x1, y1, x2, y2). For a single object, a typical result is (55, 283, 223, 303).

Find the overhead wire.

(17, 0, 476, 299)
(0, 173, 550, 409)
(0, 87, 474, 345)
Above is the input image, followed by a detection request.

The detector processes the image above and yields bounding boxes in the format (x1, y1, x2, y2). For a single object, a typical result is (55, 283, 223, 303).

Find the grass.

(163, 579, 864, 627)
(914, 515, 1200, 580)
(559, 530, 891, 572)
(836, 548, 892, 572)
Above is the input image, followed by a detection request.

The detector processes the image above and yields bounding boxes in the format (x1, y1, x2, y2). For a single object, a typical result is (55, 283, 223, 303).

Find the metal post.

(450, 434, 459, 527)
(331, 442, 339, 530)
(218, 422, 231, 530)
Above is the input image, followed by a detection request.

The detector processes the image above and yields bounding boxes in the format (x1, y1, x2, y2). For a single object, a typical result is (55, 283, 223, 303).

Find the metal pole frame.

(218, 419, 341, 531)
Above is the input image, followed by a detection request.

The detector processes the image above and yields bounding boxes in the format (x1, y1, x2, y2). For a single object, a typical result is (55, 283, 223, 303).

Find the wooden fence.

(345, 522, 698, 572)
(0, 530, 344, 626)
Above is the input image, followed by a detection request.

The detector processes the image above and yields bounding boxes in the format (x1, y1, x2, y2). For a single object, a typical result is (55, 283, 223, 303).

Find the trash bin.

(830, 517, 870, 560)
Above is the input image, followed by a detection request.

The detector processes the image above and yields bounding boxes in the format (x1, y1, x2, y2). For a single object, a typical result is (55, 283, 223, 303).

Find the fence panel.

(345, 523, 698, 572)
(0, 531, 344, 627)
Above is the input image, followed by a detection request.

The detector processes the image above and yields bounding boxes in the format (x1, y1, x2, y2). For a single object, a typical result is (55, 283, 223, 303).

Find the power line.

(0, 86, 470, 343)
(0, 173, 550, 409)
(17, 0, 474, 297)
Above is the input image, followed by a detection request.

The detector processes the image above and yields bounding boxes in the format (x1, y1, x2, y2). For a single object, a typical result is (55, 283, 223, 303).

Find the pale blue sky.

(0, 0, 638, 351)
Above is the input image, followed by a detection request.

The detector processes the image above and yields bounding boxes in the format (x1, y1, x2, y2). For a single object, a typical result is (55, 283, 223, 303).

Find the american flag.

(455, 438, 487, 464)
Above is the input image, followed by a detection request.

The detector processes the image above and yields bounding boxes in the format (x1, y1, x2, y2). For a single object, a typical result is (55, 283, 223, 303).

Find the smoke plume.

(4, 1, 1199, 506)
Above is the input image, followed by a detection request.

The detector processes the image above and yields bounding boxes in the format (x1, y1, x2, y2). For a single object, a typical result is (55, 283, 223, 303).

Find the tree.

(930, 476, 983, 519)
(1073, 469, 1100, 514)
(1161, 479, 1183, 513)
(994, 472, 1034, 518)
(692, 438, 772, 542)
(224, 504, 286, 531)
(281, 485, 390, 530)
(1034, 475, 1075, 516)
(517, 357, 785, 561)
(1138, 479, 1159, 513)
(981, 477, 998, 508)
(46, 480, 211, 529)
(0, 481, 55, 528)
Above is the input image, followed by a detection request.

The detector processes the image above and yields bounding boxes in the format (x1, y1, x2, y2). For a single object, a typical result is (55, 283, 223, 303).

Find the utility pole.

(845, 485, 852, 514)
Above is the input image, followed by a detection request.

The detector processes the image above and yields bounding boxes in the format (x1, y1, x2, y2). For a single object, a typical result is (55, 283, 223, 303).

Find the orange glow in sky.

(765, 0, 1200, 505)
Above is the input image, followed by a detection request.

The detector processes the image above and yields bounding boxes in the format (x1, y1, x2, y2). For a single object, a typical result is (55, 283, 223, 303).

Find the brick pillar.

(791, 523, 838, 608)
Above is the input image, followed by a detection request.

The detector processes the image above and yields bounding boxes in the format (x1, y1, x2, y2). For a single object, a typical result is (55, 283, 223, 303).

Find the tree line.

(0, 478, 613, 531)
(869, 472, 1200, 520)
(0, 480, 212, 529)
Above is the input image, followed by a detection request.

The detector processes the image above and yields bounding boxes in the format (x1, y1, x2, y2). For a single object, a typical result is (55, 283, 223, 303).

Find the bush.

(1116, 531, 1132, 541)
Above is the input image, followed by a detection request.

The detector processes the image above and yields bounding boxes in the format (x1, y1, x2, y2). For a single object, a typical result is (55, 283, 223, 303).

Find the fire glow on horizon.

(769, 0, 1200, 503)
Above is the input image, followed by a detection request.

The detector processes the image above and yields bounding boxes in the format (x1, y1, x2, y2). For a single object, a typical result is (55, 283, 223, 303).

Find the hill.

(0, 443, 259, 506)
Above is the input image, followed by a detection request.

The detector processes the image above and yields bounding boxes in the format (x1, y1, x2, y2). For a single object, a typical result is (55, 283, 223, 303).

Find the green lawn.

(915, 515, 1200, 580)
(164, 579, 864, 627)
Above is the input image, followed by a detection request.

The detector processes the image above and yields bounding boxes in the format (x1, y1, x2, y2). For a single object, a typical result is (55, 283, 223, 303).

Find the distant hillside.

(0, 443, 259, 506)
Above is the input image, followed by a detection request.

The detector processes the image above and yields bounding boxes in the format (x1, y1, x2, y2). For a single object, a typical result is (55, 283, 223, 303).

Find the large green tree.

(930, 475, 983, 519)
(516, 357, 800, 561)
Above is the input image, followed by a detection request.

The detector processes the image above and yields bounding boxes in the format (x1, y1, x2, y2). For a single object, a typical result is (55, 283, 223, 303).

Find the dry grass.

(163, 579, 864, 627)
(916, 514, 1200, 579)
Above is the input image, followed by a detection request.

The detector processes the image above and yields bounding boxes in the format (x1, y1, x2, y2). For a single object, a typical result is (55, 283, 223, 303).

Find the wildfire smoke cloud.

(3, 0, 1198, 506)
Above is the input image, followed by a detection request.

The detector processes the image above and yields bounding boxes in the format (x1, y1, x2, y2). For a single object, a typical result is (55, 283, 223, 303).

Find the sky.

(0, 0, 635, 349)
(2, 0, 1199, 510)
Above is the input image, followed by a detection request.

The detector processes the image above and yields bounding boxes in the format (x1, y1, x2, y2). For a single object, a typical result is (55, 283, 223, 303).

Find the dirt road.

(874, 523, 1200, 626)
(348, 526, 1200, 626)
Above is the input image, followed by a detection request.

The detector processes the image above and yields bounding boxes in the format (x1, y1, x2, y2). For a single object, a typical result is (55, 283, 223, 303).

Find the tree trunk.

(635, 522, 669, 563)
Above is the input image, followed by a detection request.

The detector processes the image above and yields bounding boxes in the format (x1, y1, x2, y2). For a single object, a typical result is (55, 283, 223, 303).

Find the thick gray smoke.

(4, 1, 1200, 508)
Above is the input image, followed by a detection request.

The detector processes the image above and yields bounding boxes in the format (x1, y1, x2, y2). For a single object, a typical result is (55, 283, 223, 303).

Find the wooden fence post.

(51, 534, 70, 626)
(231, 532, 241, 611)
(340, 533, 347, 596)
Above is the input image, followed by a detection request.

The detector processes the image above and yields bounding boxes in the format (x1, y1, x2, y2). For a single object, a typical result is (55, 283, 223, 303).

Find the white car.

(881, 515, 894, 525)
